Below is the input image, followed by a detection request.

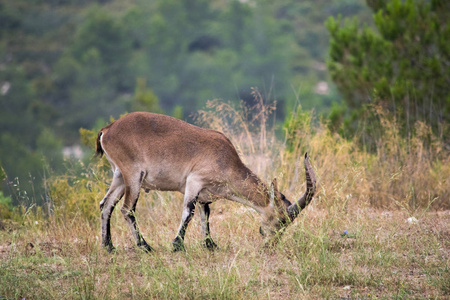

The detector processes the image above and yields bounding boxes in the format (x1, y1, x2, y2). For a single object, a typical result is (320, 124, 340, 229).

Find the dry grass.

(1, 98, 449, 299)
(0, 204, 448, 299)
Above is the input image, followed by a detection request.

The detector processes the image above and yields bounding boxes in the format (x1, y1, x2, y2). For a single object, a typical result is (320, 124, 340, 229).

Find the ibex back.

(96, 112, 316, 252)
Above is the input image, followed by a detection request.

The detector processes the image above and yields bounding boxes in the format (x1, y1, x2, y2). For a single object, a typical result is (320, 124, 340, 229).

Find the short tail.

(96, 131, 104, 157)
(96, 122, 114, 157)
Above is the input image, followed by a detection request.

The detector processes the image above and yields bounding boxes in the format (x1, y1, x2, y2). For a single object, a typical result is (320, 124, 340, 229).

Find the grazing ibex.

(96, 112, 316, 252)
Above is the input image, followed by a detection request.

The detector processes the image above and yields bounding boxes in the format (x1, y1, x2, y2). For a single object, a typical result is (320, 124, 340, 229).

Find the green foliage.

(36, 128, 64, 173)
(56, 5, 133, 138)
(172, 105, 184, 120)
(130, 78, 163, 113)
(327, 101, 347, 135)
(0, 132, 45, 205)
(71, 5, 133, 90)
(0, 163, 6, 187)
(49, 174, 106, 223)
(79, 128, 98, 152)
(283, 106, 314, 153)
(327, 0, 450, 139)
(0, 59, 63, 202)
(0, 191, 13, 219)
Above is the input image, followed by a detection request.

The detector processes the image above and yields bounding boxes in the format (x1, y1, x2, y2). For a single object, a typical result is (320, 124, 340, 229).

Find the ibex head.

(259, 153, 316, 242)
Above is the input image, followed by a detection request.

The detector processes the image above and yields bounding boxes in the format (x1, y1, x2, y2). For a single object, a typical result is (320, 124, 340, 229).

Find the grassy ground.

(1, 101, 449, 299)
(0, 200, 448, 299)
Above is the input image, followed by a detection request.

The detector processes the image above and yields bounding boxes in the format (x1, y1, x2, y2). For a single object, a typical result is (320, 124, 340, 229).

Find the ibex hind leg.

(121, 171, 153, 253)
(99, 169, 125, 211)
(100, 172, 125, 253)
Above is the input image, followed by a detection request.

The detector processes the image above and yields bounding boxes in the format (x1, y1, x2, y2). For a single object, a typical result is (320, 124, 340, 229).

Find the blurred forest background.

(0, 0, 449, 208)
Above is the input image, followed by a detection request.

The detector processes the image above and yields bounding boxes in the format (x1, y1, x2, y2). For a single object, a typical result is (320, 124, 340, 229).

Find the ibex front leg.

(173, 179, 203, 251)
(198, 203, 217, 250)
(121, 171, 153, 253)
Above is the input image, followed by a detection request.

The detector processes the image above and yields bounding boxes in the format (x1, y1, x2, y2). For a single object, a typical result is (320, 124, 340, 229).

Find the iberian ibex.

(96, 112, 316, 252)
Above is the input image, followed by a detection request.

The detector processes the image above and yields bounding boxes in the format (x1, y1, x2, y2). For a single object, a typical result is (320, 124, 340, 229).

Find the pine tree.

(327, 0, 450, 139)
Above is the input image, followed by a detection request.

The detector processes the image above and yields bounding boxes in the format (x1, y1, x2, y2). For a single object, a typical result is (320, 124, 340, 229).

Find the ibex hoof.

(103, 244, 116, 254)
(138, 242, 154, 253)
(172, 236, 185, 252)
(202, 238, 218, 250)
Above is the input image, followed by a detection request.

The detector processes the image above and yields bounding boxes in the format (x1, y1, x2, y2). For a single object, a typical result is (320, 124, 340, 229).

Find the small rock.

(406, 217, 418, 225)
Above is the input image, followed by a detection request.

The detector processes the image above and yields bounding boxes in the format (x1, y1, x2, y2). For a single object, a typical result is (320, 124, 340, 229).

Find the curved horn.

(287, 153, 317, 221)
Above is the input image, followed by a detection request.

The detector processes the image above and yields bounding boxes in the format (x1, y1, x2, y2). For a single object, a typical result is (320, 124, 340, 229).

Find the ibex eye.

(259, 227, 265, 237)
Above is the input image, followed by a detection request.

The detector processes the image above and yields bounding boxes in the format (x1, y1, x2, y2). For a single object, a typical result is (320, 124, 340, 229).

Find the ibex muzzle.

(96, 112, 316, 252)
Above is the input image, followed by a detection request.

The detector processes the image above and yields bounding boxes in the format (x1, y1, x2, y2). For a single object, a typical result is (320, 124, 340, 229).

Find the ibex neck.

(228, 167, 271, 214)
